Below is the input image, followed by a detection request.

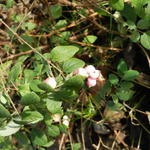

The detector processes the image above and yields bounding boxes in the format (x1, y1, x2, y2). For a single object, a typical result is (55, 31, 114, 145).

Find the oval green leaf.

(62, 58, 85, 73)
(141, 32, 150, 50)
(21, 92, 40, 105)
(108, 74, 119, 85)
(123, 70, 139, 81)
(0, 120, 21, 136)
(50, 46, 79, 62)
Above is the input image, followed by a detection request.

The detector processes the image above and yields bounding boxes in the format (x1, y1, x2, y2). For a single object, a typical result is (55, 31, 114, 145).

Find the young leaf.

(117, 59, 128, 74)
(47, 125, 60, 137)
(108, 74, 119, 85)
(21, 92, 40, 105)
(62, 58, 85, 73)
(123, 70, 139, 81)
(83, 35, 97, 44)
(0, 104, 11, 118)
(141, 32, 150, 50)
(50, 46, 79, 62)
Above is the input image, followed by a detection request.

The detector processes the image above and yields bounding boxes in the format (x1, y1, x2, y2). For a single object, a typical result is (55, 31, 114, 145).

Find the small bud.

(62, 115, 70, 127)
(85, 65, 96, 74)
(86, 78, 97, 88)
(44, 77, 57, 88)
(89, 70, 100, 79)
(74, 68, 88, 77)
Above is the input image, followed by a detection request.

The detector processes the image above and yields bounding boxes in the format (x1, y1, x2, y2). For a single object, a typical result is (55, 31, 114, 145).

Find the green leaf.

(55, 20, 68, 29)
(107, 101, 123, 111)
(47, 125, 60, 137)
(120, 81, 134, 89)
(110, 0, 124, 10)
(46, 99, 62, 114)
(17, 110, 44, 125)
(141, 32, 150, 50)
(116, 89, 135, 101)
(53, 89, 78, 101)
(38, 82, 54, 92)
(6, 0, 15, 8)
(22, 22, 36, 31)
(31, 128, 48, 146)
(108, 74, 119, 85)
(18, 84, 30, 96)
(72, 143, 81, 150)
(30, 80, 44, 93)
(83, 35, 97, 44)
(117, 59, 128, 74)
(15, 132, 30, 145)
(9, 62, 22, 82)
(137, 19, 150, 29)
(123, 70, 139, 81)
(62, 58, 85, 73)
(0, 120, 21, 136)
(0, 104, 11, 118)
(121, 3, 137, 22)
(24, 69, 35, 83)
(50, 46, 79, 62)
(64, 75, 84, 90)
(50, 5, 62, 19)
(130, 31, 140, 42)
(21, 92, 40, 105)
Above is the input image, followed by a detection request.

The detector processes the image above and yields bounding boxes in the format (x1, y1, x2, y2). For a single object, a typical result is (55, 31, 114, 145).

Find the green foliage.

(47, 125, 60, 137)
(21, 92, 41, 105)
(141, 32, 150, 50)
(50, 5, 62, 19)
(0, 1, 144, 149)
(62, 58, 85, 73)
(83, 35, 97, 44)
(110, 0, 124, 10)
(0, 104, 11, 118)
(46, 99, 62, 114)
(0, 120, 21, 136)
(50, 46, 79, 62)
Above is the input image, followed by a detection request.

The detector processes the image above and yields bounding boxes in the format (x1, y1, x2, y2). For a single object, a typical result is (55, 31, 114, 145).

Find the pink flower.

(74, 68, 88, 77)
(85, 65, 96, 74)
(89, 70, 100, 79)
(86, 78, 97, 88)
(44, 77, 57, 88)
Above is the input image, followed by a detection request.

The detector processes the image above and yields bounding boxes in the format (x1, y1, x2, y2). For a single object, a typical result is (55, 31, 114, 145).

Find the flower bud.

(86, 78, 97, 88)
(89, 70, 100, 79)
(85, 65, 96, 74)
(44, 77, 57, 88)
(62, 115, 70, 127)
(74, 68, 88, 77)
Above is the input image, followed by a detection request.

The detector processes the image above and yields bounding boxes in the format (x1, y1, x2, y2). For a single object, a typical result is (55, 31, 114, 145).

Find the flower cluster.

(74, 65, 105, 88)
